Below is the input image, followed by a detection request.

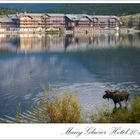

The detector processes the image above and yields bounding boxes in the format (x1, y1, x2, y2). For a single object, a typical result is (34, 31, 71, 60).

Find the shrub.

(128, 96, 140, 123)
(1, 91, 83, 123)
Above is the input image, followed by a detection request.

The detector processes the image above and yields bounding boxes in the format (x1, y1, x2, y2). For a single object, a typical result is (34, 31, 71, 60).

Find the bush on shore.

(91, 97, 140, 123)
(1, 91, 83, 123)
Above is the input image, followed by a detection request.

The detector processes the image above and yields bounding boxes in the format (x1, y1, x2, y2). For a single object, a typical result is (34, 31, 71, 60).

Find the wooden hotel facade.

(0, 12, 120, 33)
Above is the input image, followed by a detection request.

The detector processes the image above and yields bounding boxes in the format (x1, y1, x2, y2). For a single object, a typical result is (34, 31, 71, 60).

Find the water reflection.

(120, 34, 140, 48)
(112, 106, 128, 114)
(1, 33, 140, 53)
(0, 33, 140, 118)
(0, 33, 123, 53)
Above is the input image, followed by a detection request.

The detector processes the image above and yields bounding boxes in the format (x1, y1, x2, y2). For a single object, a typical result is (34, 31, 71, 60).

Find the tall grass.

(91, 97, 140, 123)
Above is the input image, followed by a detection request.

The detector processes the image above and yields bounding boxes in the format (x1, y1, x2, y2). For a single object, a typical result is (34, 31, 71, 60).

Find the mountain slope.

(46, 4, 140, 15)
(0, 4, 60, 12)
(0, 4, 140, 15)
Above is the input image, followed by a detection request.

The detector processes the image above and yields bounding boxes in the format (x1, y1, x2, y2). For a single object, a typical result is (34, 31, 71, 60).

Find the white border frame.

(0, 124, 140, 139)
(0, 1, 140, 140)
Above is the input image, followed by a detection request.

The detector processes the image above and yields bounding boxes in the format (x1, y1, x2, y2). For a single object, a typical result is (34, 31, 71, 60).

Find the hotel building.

(0, 12, 120, 33)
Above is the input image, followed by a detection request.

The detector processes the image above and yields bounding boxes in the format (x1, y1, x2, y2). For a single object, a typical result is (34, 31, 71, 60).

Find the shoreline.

(0, 28, 140, 35)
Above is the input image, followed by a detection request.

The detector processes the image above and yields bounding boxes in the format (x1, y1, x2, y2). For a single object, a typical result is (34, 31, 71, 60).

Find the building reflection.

(119, 34, 140, 48)
(1, 33, 140, 53)
(17, 34, 66, 53)
(66, 33, 120, 51)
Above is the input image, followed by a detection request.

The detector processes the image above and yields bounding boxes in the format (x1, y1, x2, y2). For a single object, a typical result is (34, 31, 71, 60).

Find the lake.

(0, 32, 140, 119)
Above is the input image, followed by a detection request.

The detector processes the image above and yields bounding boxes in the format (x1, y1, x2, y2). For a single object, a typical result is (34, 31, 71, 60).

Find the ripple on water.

(32, 82, 140, 113)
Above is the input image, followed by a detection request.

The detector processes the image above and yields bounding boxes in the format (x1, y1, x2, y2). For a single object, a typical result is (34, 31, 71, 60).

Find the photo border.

(0, 1, 140, 139)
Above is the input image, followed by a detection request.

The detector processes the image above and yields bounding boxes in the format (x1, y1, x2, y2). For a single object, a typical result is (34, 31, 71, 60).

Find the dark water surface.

(0, 33, 140, 118)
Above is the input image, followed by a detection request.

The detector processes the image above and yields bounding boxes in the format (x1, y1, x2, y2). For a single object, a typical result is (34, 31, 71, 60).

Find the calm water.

(0, 33, 140, 118)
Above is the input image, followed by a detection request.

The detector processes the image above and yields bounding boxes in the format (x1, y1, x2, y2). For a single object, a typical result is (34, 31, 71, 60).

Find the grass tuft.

(91, 96, 140, 123)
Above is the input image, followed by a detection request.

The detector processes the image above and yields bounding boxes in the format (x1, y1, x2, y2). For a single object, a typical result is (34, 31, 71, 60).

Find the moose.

(103, 90, 129, 108)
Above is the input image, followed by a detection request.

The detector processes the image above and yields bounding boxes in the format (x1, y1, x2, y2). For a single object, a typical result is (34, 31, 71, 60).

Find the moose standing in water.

(103, 90, 129, 108)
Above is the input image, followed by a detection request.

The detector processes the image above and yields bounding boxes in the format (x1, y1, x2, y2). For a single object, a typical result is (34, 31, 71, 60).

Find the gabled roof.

(65, 14, 91, 20)
(0, 17, 14, 23)
(65, 14, 77, 20)
(66, 14, 120, 21)
(27, 13, 43, 17)
(47, 13, 65, 17)
(7, 13, 120, 22)
(8, 13, 24, 19)
(8, 13, 43, 19)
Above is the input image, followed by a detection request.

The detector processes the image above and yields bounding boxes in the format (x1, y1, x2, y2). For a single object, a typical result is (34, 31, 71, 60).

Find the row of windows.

(19, 18, 117, 23)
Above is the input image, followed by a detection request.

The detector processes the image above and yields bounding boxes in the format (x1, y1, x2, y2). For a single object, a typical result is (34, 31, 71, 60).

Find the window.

(92, 18, 98, 26)
(108, 18, 117, 28)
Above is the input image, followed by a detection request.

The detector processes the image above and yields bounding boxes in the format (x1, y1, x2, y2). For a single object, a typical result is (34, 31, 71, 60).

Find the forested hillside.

(0, 8, 21, 16)
(1, 4, 140, 16)
(46, 4, 140, 15)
